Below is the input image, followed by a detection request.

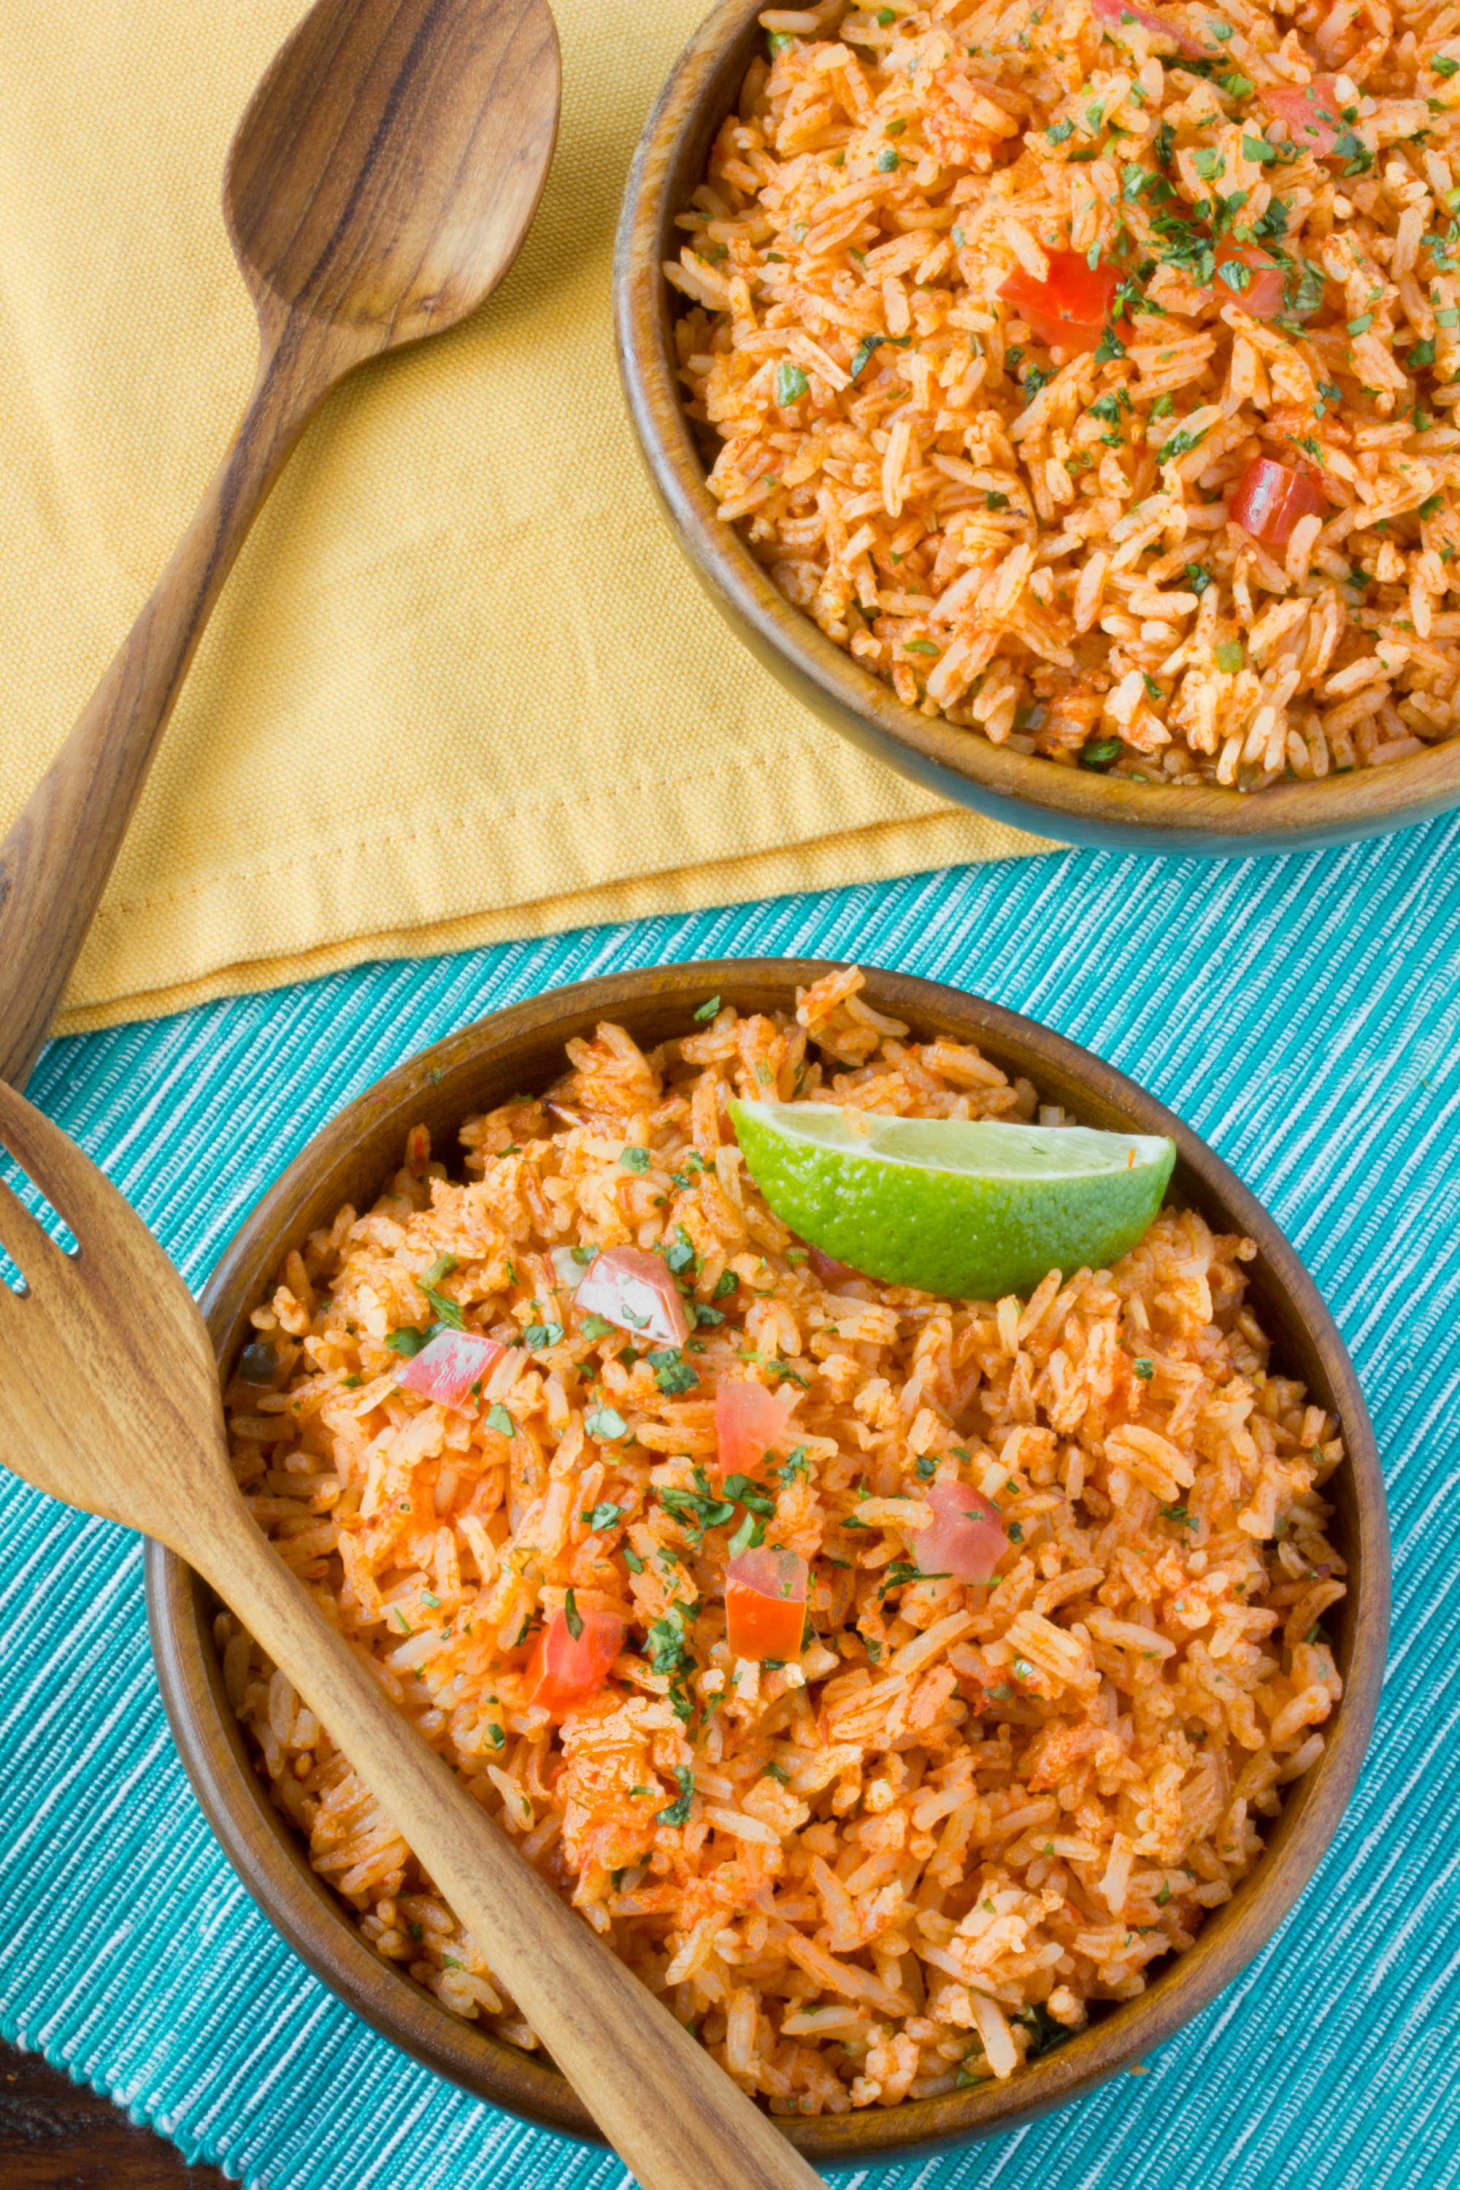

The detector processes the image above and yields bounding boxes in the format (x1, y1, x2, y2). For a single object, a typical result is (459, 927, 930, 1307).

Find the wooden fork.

(0, 1084, 824, 2190)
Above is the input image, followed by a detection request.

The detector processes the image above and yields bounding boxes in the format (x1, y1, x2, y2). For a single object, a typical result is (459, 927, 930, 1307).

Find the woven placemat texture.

(2, 832, 1456, 2190)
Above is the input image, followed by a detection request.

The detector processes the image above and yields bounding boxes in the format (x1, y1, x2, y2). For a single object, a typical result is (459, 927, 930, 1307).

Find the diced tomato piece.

(526, 1606, 624, 1713)
(1229, 457, 1329, 549)
(1090, 0, 1209, 58)
(999, 251, 1122, 353)
(913, 1481, 1008, 1584)
(715, 1380, 792, 1480)
(397, 1330, 504, 1411)
(725, 1547, 809, 1662)
(574, 1246, 689, 1347)
(1264, 78, 1344, 155)
(1213, 243, 1286, 319)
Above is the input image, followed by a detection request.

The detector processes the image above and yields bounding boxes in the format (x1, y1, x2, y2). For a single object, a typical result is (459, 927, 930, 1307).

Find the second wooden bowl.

(146, 961, 1389, 2163)
(613, 0, 1460, 854)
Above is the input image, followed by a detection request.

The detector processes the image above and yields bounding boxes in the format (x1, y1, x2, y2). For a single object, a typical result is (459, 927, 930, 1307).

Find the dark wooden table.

(0, 2040, 230, 2188)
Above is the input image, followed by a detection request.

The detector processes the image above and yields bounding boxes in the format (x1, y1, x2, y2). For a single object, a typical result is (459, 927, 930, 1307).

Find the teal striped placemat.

(2, 829, 1456, 2190)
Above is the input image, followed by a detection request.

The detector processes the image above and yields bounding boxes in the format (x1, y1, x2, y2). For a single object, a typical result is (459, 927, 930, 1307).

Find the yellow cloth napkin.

(0, 0, 1049, 1037)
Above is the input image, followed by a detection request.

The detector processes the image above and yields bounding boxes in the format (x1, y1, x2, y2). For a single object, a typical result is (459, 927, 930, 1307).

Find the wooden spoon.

(0, 1086, 824, 2189)
(0, 0, 562, 1092)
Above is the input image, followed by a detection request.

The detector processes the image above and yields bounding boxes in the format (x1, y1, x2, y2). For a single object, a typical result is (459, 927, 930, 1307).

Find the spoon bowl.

(226, 0, 560, 347)
(0, 0, 562, 1093)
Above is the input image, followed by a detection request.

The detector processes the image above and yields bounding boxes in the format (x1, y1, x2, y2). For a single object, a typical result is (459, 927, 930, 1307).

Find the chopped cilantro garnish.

(777, 1445, 810, 1484)
(647, 1346, 698, 1395)
(1046, 118, 1075, 145)
(1161, 426, 1206, 459)
(524, 1320, 563, 1350)
(385, 1327, 429, 1358)
(585, 1404, 629, 1441)
(485, 1403, 515, 1436)
(1080, 735, 1124, 772)
(849, 334, 881, 381)
(656, 1766, 695, 1828)
(775, 361, 809, 406)
(581, 1502, 624, 1531)
(619, 1146, 651, 1173)
(876, 147, 900, 172)
(563, 1589, 583, 1641)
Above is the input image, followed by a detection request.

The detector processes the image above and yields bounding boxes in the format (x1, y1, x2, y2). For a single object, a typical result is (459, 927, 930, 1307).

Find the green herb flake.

(657, 1767, 696, 1828)
(416, 1276, 465, 1330)
(1080, 735, 1124, 772)
(647, 1346, 699, 1395)
(619, 1146, 652, 1173)
(585, 1404, 629, 1441)
(563, 1589, 583, 1641)
(876, 147, 900, 173)
(1134, 1358, 1155, 1379)
(693, 994, 722, 1023)
(581, 1501, 624, 1532)
(775, 361, 809, 406)
(385, 1327, 429, 1359)
(485, 1403, 515, 1437)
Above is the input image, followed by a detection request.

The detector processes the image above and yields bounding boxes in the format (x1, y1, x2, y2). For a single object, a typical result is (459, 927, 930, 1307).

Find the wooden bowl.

(146, 961, 1389, 2162)
(613, 0, 1460, 855)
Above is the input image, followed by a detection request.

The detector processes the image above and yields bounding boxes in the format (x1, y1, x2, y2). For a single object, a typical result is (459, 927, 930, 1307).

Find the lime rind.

(731, 1100, 1176, 1300)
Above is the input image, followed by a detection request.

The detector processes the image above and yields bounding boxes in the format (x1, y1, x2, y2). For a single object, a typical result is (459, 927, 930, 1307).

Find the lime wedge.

(731, 1102, 1175, 1299)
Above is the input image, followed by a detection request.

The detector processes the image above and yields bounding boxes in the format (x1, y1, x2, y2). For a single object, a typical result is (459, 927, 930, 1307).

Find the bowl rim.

(612, 0, 1460, 854)
(146, 958, 1390, 2164)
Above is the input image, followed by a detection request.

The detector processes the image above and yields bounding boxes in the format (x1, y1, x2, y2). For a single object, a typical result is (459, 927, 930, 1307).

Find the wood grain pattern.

(146, 961, 1390, 2167)
(0, 0, 561, 1093)
(0, 2042, 228, 2190)
(613, 0, 1460, 856)
(0, 1080, 823, 2190)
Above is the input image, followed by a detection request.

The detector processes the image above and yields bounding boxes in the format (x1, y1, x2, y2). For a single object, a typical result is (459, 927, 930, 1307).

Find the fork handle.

(196, 1504, 824, 2190)
(0, 324, 342, 1090)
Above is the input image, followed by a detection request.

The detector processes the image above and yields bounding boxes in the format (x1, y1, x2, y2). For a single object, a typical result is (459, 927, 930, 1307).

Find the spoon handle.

(0, 337, 330, 1089)
(196, 1496, 826, 2190)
